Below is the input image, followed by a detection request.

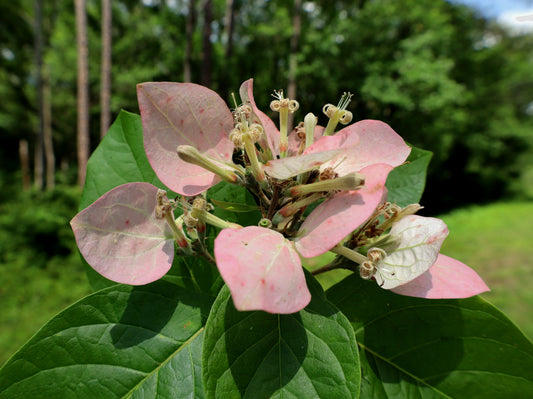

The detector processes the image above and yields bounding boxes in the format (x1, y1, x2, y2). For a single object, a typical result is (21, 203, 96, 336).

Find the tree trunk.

(287, 0, 301, 130)
(43, 67, 55, 190)
(34, 0, 44, 190)
(100, 0, 111, 139)
(75, 0, 90, 187)
(183, 0, 196, 83)
(19, 140, 31, 190)
(219, 0, 236, 100)
(224, 0, 235, 59)
(200, 0, 213, 87)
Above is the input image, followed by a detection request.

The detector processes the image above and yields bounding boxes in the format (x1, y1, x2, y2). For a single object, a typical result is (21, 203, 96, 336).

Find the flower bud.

(177, 145, 239, 184)
(304, 112, 317, 148)
(288, 172, 365, 197)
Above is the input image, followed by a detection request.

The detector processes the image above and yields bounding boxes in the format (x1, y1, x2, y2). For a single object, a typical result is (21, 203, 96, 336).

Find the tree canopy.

(1, 0, 532, 211)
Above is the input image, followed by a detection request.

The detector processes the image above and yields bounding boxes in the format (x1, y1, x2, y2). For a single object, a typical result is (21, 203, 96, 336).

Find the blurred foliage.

(0, 183, 90, 366)
(0, 184, 82, 269)
(1, 0, 532, 213)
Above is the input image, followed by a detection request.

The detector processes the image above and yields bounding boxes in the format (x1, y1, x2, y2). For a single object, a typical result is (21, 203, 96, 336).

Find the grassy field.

(439, 201, 533, 339)
(0, 201, 531, 367)
(0, 254, 90, 367)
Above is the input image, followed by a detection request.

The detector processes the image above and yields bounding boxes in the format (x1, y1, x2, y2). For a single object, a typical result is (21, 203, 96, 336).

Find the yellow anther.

(288, 99, 299, 113)
(248, 123, 264, 143)
(339, 110, 353, 125)
(323, 104, 337, 118)
(270, 100, 281, 112)
(360, 261, 376, 280)
(229, 128, 243, 148)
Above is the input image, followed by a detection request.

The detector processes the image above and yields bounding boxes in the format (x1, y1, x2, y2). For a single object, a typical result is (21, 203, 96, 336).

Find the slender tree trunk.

(43, 67, 55, 190)
(19, 140, 31, 190)
(100, 0, 111, 139)
(75, 0, 90, 187)
(287, 0, 301, 130)
(184, 0, 196, 83)
(34, 0, 44, 190)
(219, 0, 236, 100)
(200, 0, 213, 87)
(224, 0, 235, 59)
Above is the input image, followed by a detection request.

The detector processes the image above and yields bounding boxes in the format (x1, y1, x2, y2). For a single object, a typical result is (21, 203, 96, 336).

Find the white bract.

(373, 215, 449, 289)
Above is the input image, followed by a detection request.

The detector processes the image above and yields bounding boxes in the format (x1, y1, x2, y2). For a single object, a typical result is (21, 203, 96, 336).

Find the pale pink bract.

(138, 82, 234, 196)
(214, 226, 311, 314)
(391, 254, 490, 298)
(70, 182, 175, 285)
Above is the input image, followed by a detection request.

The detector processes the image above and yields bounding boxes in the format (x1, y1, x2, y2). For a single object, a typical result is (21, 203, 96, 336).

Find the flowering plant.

(1, 80, 532, 399)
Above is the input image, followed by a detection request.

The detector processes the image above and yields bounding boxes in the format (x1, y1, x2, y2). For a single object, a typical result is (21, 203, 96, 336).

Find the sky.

(454, 0, 533, 33)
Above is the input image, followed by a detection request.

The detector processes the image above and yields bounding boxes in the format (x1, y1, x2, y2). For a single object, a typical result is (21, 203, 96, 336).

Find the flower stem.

(331, 244, 368, 264)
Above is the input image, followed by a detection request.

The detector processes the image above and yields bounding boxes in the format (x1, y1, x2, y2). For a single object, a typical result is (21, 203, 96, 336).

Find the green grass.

(0, 253, 90, 367)
(439, 201, 533, 339)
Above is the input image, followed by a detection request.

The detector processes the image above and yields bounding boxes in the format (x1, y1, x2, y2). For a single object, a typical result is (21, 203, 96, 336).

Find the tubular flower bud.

(277, 193, 323, 218)
(304, 112, 317, 149)
(177, 145, 239, 184)
(288, 172, 365, 197)
(242, 132, 266, 183)
(331, 244, 369, 265)
(191, 207, 242, 230)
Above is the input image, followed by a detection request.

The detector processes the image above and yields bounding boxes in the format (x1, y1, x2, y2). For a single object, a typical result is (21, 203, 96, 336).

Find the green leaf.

(0, 280, 212, 399)
(210, 199, 260, 213)
(386, 146, 432, 207)
(326, 275, 533, 398)
(207, 181, 262, 226)
(80, 110, 168, 211)
(202, 274, 360, 398)
(164, 255, 224, 297)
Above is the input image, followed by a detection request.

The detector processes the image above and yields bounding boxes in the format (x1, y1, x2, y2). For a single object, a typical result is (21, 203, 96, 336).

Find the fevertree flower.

(71, 78, 488, 316)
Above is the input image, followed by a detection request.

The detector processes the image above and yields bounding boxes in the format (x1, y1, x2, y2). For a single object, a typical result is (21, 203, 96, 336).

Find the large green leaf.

(386, 146, 432, 207)
(202, 274, 360, 398)
(80, 110, 167, 211)
(0, 280, 212, 399)
(326, 275, 533, 398)
(164, 255, 224, 297)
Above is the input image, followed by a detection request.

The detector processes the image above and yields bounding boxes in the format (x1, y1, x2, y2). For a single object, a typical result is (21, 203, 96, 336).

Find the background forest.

(1, 0, 533, 365)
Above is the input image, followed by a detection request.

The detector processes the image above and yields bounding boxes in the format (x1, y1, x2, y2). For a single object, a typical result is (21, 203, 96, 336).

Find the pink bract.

(70, 182, 174, 285)
(137, 82, 234, 196)
(239, 79, 281, 156)
(214, 226, 311, 314)
(305, 119, 411, 176)
(295, 163, 393, 258)
(391, 254, 490, 298)
(263, 149, 342, 180)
